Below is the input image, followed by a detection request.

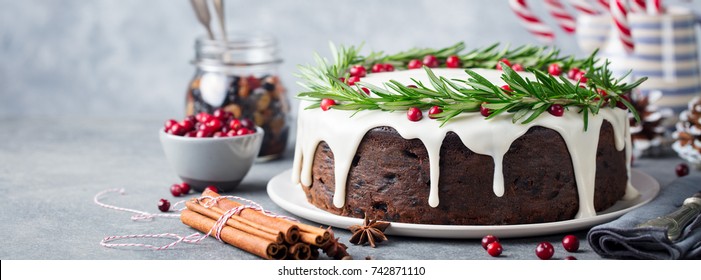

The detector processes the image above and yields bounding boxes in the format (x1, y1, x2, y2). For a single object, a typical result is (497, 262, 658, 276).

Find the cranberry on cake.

(293, 43, 646, 225)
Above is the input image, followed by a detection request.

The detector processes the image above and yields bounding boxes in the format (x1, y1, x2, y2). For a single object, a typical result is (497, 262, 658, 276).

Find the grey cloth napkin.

(588, 174, 701, 260)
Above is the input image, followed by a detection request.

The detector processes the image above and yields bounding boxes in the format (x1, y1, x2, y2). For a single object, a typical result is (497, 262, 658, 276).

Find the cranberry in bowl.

(159, 111, 264, 192)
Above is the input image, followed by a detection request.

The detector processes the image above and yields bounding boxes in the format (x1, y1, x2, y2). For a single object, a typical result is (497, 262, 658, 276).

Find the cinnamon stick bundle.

(185, 200, 284, 244)
(180, 209, 287, 260)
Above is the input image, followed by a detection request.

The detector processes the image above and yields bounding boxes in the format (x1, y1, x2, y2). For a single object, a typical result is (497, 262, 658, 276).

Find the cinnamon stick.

(288, 243, 312, 260)
(185, 200, 284, 244)
(295, 223, 331, 246)
(202, 189, 300, 244)
(180, 209, 287, 260)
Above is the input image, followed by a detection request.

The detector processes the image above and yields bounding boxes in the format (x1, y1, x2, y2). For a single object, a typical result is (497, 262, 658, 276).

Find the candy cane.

(544, 0, 577, 33)
(509, 0, 556, 44)
(630, 0, 647, 13)
(647, 0, 663, 14)
(597, 0, 611, 13)
(611, 0, 635, 53)
(567, 0, 600, 15)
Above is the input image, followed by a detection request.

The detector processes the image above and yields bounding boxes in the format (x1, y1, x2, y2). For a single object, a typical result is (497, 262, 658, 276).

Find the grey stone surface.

(0, 118, 688, 260)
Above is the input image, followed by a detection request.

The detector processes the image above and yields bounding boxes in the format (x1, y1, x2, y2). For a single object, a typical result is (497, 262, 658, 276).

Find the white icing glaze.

(292, 68, 638, 219)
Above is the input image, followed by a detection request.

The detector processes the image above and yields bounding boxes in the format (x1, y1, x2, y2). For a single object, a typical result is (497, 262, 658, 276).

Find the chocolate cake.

(293, 63, 640, 225)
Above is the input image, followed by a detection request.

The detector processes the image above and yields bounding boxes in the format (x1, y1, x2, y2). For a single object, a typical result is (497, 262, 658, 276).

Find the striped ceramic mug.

(628, 7, 701, 112)
(575, 14, 611, 54)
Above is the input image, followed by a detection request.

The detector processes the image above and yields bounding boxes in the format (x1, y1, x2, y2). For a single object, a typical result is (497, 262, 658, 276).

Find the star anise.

(320, 227, 350, 260)
(348, 214, 390, 248)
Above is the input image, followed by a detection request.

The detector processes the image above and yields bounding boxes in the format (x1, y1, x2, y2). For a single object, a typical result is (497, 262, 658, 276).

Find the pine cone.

(673, 96, 701, 164)
(630, 91, 672, 157)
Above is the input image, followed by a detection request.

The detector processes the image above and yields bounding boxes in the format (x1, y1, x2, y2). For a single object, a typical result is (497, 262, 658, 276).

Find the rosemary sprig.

(296, 43, 646, 130)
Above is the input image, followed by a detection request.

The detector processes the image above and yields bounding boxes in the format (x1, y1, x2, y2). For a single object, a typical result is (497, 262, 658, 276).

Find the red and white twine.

(544, 0, 577, 33)
(95, 189, 295, 250)
(509, 0, 556, 44)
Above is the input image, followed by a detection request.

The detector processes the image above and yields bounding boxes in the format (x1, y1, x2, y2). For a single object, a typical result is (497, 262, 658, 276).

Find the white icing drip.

(292, 68, 636, 219)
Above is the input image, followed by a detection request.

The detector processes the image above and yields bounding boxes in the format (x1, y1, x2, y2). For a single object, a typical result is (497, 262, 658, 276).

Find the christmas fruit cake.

(292, 43, 645, 225)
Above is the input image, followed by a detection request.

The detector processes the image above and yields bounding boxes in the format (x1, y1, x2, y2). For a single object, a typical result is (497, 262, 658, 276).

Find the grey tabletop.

(0, 117, 689, 260)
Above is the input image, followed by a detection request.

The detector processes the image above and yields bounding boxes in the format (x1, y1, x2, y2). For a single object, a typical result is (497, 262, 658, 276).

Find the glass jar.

(186, 33, 290, 160)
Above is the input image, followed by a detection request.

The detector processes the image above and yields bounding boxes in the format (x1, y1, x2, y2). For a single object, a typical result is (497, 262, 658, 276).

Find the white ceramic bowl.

(159, 127, 264, 192)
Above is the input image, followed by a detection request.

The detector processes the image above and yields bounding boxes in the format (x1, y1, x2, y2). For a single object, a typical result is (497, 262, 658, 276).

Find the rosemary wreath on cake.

(296, 42, 646, 130)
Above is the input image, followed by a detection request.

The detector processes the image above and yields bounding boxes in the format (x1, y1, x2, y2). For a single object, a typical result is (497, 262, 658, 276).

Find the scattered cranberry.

(567, 67, 581, 80)
(562, 235, 579, 252)
(180, 183, 191, 194)
(511, 64, 524, 71)
(371, 63, 386, 73)
(548, 104, 565, 117)
(446, 55, 461, 68)
(548, 64, 562, 76)
(346, 76, 361, 86)
(564, 256, 577, 260)
(361, 87, 370, 95)
(487, 242, 503, 257)
(407, 107, 423, 122)
(349, 65, 367, 77)
(384, 63, 395, 72)
(481, 235, 500, 250)
(480, 103, 491, 117)
(170, 184, 183, 197)
(205, 185, 219, 193)
(500, 85, 513, 92)
(422, 55, 439, 68)
(428, 106, 443, 119)
(407, 59, 423, 69)
(574, 71, 588, 83)
(157, 199, 171, 212)
(320, 98, 336, 111)
(495, 58, 511, 70)
(676, 163, 690, 177)
(535, 242, 555, 260)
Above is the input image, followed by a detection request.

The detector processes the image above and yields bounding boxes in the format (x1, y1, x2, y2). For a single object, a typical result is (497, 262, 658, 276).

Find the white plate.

(267, 169, 660, 238)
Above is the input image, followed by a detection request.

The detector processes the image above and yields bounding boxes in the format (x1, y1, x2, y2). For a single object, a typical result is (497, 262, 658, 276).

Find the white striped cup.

(575, 14, 612, 54)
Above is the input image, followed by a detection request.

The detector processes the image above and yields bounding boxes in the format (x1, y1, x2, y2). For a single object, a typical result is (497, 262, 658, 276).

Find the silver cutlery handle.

(637, 197, 701, 241)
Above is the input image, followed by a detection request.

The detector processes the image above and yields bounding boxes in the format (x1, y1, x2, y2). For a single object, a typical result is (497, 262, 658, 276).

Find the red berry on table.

(170, 184, 183, 197)
(157, 199, 170, 212)
(205, 186, 219, 193)
(164, 119, 178, 131)
(676, 163, 690, 177)
(481, 235, 500, 250)
(349, 65, 367, 77)
(567, 68, 581, 80)
(407, 59, 423, 69)
(480, 103, 491, 117)
(371, 63, 386, 73)
(500, 85, 513, 92)
(496, 58, 511, 70)
(428, 106, 443, 119)
(180, 183, 191, 194)
(548, 104, 565, 117)
(535, 242, 555, 260)
(422, 55, 439, 68)
(511, 64, 524, 71)
(574, 71, 588, 83)
(446, 55, 461, 68)
(487, 242, 503, 257)
(361, 87, 370, 95)
(407, 107, 423, 122)
(346, 76, 361, 86)
(383, 63, 395, 72)
(548, 64, 562, 76)
(564, 256, 577, 260)
(320, 98, 336, 111)
(562, 235, 579, 252)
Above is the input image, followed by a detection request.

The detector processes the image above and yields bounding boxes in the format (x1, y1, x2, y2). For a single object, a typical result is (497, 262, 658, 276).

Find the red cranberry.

(481, 235, 500, 250)
(229, 119, 242, 130)
(407, 107, 423, 122)
(320, 98, 336, 111)
(384, 63, 395, 72)
(346, 76, 361, 86)
(535, 242, 555, 260)
(548, 64, 562, 76)
(180, 183, 191, 194)
(487, 242, 503, 257)
(226, 130, 237, 137)
(567, 68, 581, 80)
(205, 186, 219, 193)
(676, 163, 690, 177)
(562, 235, 579, 252)
(422, 55, 439, 68)
(186, 115, 197, 124)
(407, 59, 423, 69)
(170, 184, 183, 197)
(349, 65, 367, 77)
(548, 104, 564, 117)
(206, 118, 223, 131)
(361, 87, 370, 95)
(164, 119, 178, 131)
(196, 112, 214, 123)
(511, 64, 524, 71)
(236, 127, 252, 136)
(212, 108, 230, 120)
(195, 129, 212, 138)
(157, 199, 170, 212)
(500, 85, 513, 92)
(407, 85, 418, 88)
(446, 55, 461, 68)
(169, 123, 187, 136)
(564, 256, 577, 260)
(496, 58, 511, 70)
(240, 118, 255, 130)
(480, 103, 491, 117)
(428, 106, 443, 119)
(186, 131, 197, 137)
(212, 131, 224, 137)
(338, 77, 345, 83)
(574, 71, 588, 83)
(616, 95, 631, 110)
(180, 119, 194, 132)
(371, 63, 385, 73)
